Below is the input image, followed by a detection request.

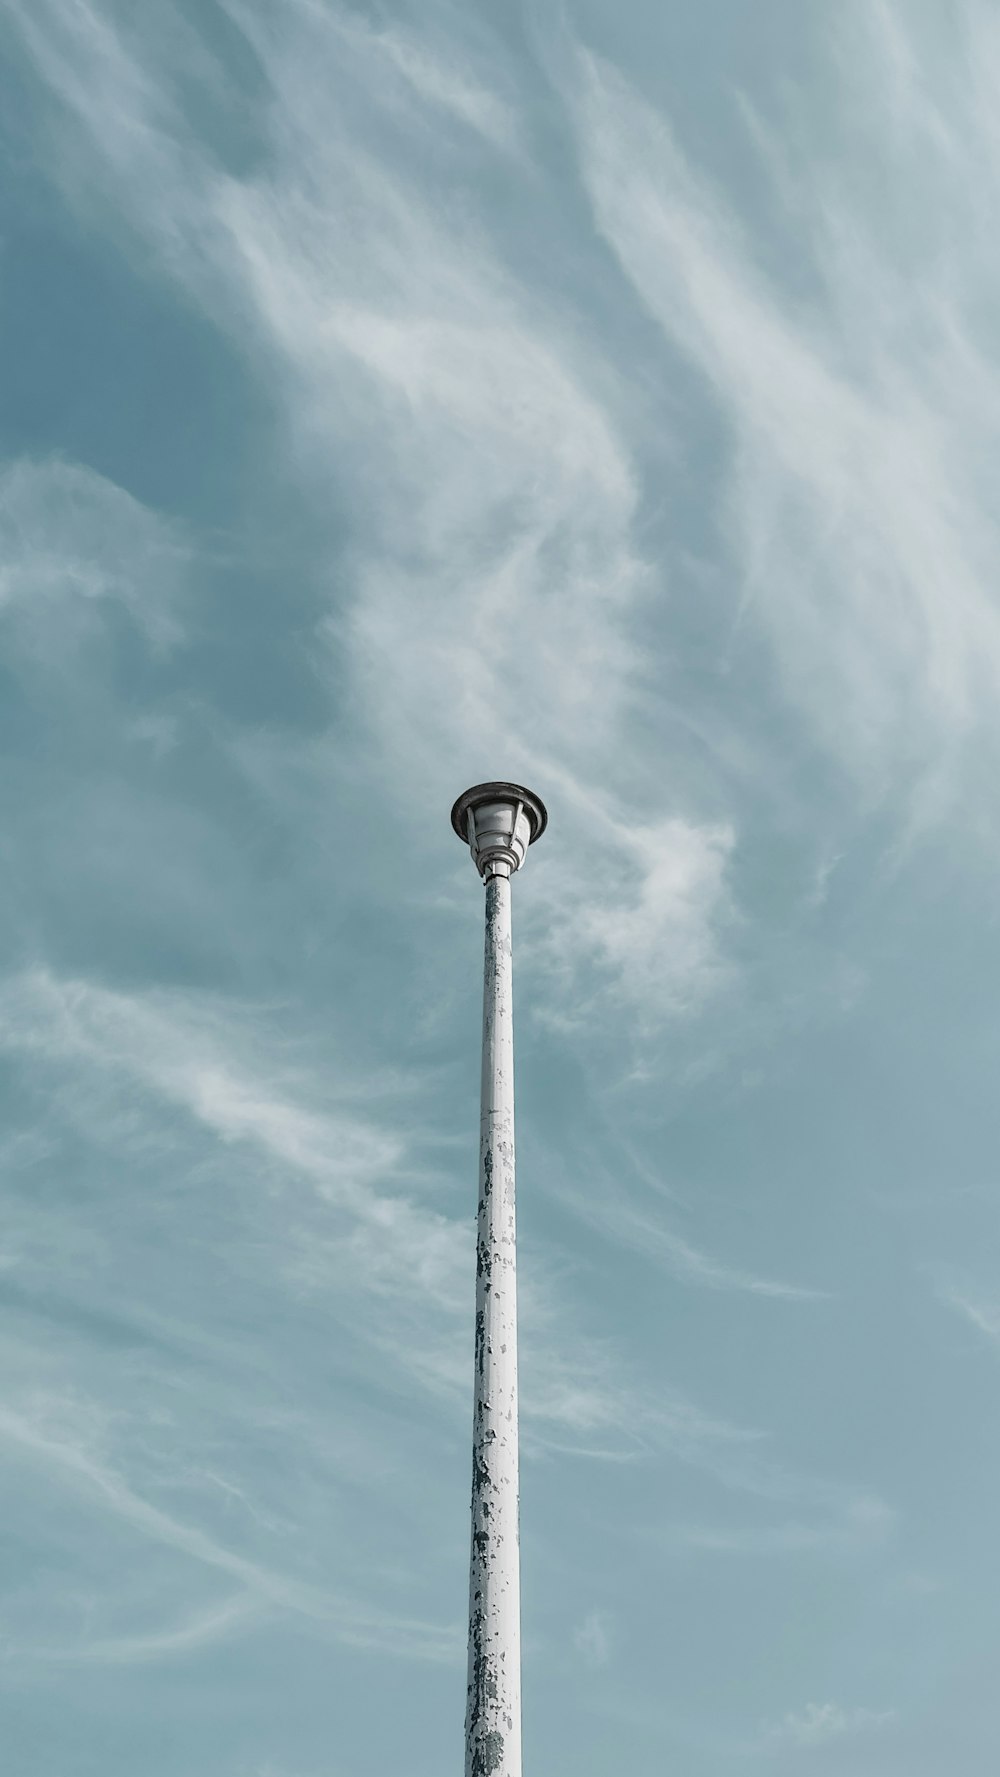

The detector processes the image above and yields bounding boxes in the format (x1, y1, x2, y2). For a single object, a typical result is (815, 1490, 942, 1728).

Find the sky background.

(2, 1, 1000, 1772)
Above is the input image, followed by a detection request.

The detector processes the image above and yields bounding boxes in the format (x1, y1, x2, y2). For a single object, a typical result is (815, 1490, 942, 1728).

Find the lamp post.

(451, 782, 548, 1777)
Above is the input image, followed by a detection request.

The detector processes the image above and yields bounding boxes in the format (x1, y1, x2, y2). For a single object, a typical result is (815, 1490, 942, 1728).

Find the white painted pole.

(468, 863, 519, 1777)
(451, 784, 547, 1777)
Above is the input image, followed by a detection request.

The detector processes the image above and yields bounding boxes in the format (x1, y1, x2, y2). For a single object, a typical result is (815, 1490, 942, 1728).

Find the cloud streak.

(937, 1280, 1000, 1346)
(2, 0, 737, 1024)
(762, 1699, 895, 1748)
(0, 457, 184, 647)
(563, 10, 1000, 830)
(554, 1168, 825, 1302)
(0, 1396, 459, 1662)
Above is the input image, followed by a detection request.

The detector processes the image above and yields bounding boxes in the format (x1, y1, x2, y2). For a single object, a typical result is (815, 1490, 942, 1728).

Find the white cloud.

(937, 1281, 1000, 1345)
(6, 0, 639, 762)
(0, 968, 466, 1316)
(0, 457, 184, 647)
(0, 1395, 459, 1662)
(3, 0, 735, 1024)
(565, 11, 1000, 824)
(667, 1494, 893, 1559)
(18, 1593, 258, 1666)
(763, 1700, 895, 1748)
(342, 17, 521, 153)
(573, 1608, 611, 1668)
(558, 1183, 826, 1301)
(535, 803, 735, 1024)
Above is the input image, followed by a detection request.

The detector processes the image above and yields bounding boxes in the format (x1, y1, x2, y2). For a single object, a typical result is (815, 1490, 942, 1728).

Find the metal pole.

(451, 783, 547, 1777)
(469, 864, 519, 1777)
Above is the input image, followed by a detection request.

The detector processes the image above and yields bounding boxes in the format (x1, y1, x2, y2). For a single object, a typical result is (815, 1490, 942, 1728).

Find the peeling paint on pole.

(450, 783, 547, 1777)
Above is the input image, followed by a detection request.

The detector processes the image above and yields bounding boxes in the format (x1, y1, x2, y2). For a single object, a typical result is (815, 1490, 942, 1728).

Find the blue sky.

(2, 1, 1000, 1771)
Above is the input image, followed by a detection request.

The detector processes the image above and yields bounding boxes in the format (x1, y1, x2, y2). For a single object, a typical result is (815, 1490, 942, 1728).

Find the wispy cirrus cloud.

(531, 778, 736, 1025)
(562, 6, 1000, 832)
(0, 958, 474, 1671)
(31, 1593, 259, 1666)
(0, 457, 184, 647)
(0, 1395, 460, 1663)
(573, 1608, 612, 1669)
(559, 1182, 826, 1302)
(936, 1280, 1000, 1346)
(2, 0, 736, 1024)
(0, 965, 464, 1314)
(762, 1699, 895, 1748)
(332, 13, 522, 154)
(664, 1494, 892, 1560)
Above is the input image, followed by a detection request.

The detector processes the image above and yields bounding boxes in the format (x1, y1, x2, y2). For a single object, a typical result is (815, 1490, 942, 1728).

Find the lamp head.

(451, 782, 548, 880)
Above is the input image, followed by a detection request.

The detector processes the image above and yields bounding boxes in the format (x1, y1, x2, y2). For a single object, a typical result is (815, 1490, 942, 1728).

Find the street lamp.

(451, 782, 548, 1777)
